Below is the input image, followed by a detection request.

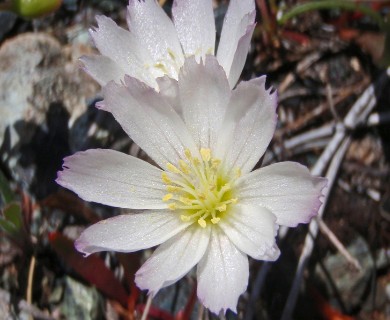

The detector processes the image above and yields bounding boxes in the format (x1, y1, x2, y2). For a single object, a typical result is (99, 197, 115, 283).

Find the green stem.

(278, 0, 385, 29)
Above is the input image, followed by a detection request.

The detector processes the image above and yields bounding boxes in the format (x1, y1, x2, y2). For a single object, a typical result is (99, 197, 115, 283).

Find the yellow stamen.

(211, 217, 220, 224)
(167, 163, 180, 173)
(211, 158, 221, 168)
(181, 215, 190, 222)
(162, 194, 173, 202)
(162, 172, 171, 184)
(168, 203, 177, 210)
(179, 197, 193, 205)
(200, 148, 211, 162)
(179, 160, 190, 174)
(161, 149, 239, 228)
(198, 218, 207, 228)
(166, 185, 181, 192)
(184, 149, 192, 160)
(217, 204, 227, 212)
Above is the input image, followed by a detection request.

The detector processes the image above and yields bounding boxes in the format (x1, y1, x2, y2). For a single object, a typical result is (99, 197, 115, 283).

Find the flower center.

(147, 48, 183, 80)
(161, 148, 240, 228)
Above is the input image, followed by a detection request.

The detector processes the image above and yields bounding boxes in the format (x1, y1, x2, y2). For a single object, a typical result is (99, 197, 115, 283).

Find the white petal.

(179, 56, 231, 150)
(197, 228, 248, 314)
(172, 0, 215, 60)
(75, 211, 191, 256)
(135, 225, 210, 294)
(236, 162, 328, 227)
(219, 204, 280, 261)
(56, 149, 167, 209)
(156, 76, 182, 116)
(215, 77, 277, 173)
(217, 0, 256, 88)
(127, 0, 184, 79)
(225, 23, 255, 88)
(90, 15, 157, 88)
(102, 79, 199, 169)
(80, 55, 125, 86)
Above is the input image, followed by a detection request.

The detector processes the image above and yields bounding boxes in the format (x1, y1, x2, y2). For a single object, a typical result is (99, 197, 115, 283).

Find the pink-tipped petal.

(215, 76, 277, 173)
(102, 79, 198, 169)
(90, 15, 156, 87)
(172, 0, 215, 60)
(75, 211, 191, 256)
(219, 204, 280, 261)
(237, 162, 328, 227)
(135, 225, 210, 295)
(197, 228, 249, 315)
(178, 56, 231, 151)
(56, 149, 166, 209)
(217, 0, 256, 88)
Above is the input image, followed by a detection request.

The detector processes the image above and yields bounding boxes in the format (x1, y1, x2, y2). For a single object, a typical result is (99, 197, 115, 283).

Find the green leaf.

(11, 0, 62, 19)
(3, 202, 23, 230)
(0, 217, 18, 235)
(278, 1, 385, 29)
(0, 170, 14, 205)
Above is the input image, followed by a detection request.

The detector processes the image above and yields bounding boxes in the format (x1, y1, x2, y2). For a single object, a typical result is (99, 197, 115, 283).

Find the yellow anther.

(168, 203, 177, 211)
(162, 194, 173, 202)
(154, 62, 168, 73)
(211, 158, 221, 168)
(179, 160, 190, 174)
(198, 192, 206, 200)
(198, 218, 207, 228)
(200, 148, 211, 162)
(211, 217, 220, 224)
(161, 148, 240, 228)
(167, 163, 180, 173)
(167, 48, 176, 60)
(166, 185, 181, 192)
(184, 149, 192, 160)
(222, 183, 231, 191)
(161, 172, 171, 184)
(217, 204, 227, 212)
(181, 215, 190, 222)
(179, 197, 193, 205)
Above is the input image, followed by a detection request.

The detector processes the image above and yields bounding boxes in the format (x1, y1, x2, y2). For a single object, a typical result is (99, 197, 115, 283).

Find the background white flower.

(81, 0, 256, 90)
(57, 56, 327, 314)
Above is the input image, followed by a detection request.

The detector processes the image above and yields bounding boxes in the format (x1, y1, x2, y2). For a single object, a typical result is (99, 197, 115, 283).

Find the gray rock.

(0, 32, 99, 198)
(315, 235, 375, 312)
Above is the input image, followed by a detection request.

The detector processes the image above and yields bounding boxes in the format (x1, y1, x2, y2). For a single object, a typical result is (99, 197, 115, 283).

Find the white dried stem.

(281, 137, 351, 320)
(284, 123, 335, 150)
(316, 217, 362, 271)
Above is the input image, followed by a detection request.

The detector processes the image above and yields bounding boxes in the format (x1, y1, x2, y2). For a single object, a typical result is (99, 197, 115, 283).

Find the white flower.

(81, 0, 256, 90)
(57, 56, 326, 314)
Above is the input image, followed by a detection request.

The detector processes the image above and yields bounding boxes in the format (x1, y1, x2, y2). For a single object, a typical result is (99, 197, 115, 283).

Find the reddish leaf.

(128, 282, 140, 315)
(49, 231, 129, 307)
(281, 30, 311, 45)
(40, 190, 101, 223)
(136, 303, 175, 320)
(310, 287, 355, 320)
(175, 280, 197, 320)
